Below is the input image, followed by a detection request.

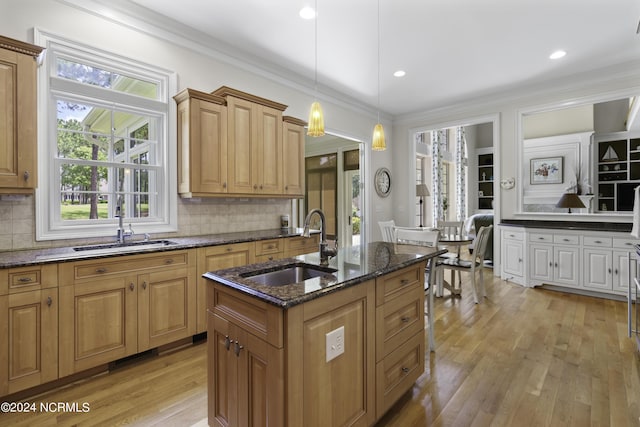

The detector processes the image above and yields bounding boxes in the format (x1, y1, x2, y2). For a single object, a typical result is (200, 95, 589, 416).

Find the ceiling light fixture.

(393, 70, 406, 77)
(549, 50, 566, 60)
(299, 6, 316, 20)
(307, 0, 325, 137)
(372, 0, 386, 151)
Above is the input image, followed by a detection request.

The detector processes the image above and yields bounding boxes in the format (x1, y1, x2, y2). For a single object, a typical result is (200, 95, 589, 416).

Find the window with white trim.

(35, 31, 177, 240)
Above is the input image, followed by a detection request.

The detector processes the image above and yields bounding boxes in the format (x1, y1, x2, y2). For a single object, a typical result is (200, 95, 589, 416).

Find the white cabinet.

(530, 239, 579, 288)
(583, 236, 637, 292)
(501, 228, 525, 285)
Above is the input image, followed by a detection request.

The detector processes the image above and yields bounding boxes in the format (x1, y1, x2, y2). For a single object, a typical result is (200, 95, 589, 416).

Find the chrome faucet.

(115, 198, 134, 244)
(302, 208, 338, 265)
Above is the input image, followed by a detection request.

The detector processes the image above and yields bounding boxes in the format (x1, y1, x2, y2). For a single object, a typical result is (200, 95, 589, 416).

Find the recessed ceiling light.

(549, 50, 567, 60)
(393, 70, 406, 77)
(299, 6, 316, 19)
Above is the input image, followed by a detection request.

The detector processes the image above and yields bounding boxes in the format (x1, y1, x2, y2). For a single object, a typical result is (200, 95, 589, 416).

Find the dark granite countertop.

(203, 242, 447, 308)
(499, 219, 633, 233)
(0, 228, 316, 269)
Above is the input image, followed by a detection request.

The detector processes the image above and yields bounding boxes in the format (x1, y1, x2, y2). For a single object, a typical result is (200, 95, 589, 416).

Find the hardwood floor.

(2, 270, 639, 426)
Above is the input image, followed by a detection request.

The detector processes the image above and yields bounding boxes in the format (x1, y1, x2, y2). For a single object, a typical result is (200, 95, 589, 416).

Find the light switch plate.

(326, 326, 345, 362)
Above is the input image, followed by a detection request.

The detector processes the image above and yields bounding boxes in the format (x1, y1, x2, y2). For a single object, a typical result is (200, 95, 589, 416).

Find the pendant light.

(307, 0, 325, 137)
(371, 0, 386, 151)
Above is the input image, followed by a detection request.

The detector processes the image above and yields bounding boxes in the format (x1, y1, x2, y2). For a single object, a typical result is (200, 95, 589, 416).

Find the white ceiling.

(124, 0, 640, 116)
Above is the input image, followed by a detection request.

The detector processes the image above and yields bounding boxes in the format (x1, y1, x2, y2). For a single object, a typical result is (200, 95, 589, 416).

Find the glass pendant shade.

(372, 123, 386, 151)
(307, 101, 325, 137)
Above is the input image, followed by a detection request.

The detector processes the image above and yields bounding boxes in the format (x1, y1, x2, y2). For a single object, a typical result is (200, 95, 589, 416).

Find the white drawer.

(502, 230, 523, 241)
(529, 233, 553, 243)
(583, 236, 612, 248)
(612, 238, 637, 250)
(553, 234, 580, 245)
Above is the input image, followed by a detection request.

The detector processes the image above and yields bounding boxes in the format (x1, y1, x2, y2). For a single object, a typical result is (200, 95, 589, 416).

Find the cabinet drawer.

(255, 239, 283, 257)
(375, 331, 424, 419)
(553, 234, 580, 245)
(529, 233, 553, 243)
(375, 285, 423, 361)
(1, 264, 58, 295)
(583, 236, 612, 248)
(209, 283, 283, 348)
(62, 250, 191, 282)
(284, 235, 320, 256)
(254, 253, 284, 263)
(502, 230, 523, 241)
(612, 238, 636, 250)
(375, 265, 423, 306)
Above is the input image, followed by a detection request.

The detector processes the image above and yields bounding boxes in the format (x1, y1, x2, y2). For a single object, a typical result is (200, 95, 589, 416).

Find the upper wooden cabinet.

(0, 36, 43, 194)
(174, 86, 306, 198)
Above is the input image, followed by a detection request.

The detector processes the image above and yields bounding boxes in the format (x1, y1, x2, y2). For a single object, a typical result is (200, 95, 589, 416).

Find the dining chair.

(378, 220, 396, 242)
(436, 220, 465, 285)
(438, 225, 493, 304)
(395, 227, 440, 351)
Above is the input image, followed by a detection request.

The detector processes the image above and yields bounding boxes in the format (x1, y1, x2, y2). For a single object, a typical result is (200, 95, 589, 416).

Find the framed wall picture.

(530, 157, 563, 184)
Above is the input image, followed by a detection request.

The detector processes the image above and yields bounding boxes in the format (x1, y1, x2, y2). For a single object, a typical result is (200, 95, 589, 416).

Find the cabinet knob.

(594, 240, 602, 244)
(519, 258, 522, 263)
(23, 171, 30, 181)
(401, 316, 410, 323)
(165, 259, 174, 264)
(401, 367, 409, 374)
(555, 262, 558, 268)
(285, 185, 288, 190)
(18, 277, 33, 283)
(142, 281, 147, 290)
(614, 268, 618, 275)
(223, 182, 227, 189)
(538, 237, 544, 240)
(253, 184, 258, 190)
(46, 296, 52, 306)
(549, 262, 553, 267)
(563, 238, 570, 242)
(129, 283, 135, 291)
(400, 279, 410, 285)
(234, 340, 244, 357)
(95, 268, 108, 274)
(608, 268, 612, 274)
(224, 335, 231, 351)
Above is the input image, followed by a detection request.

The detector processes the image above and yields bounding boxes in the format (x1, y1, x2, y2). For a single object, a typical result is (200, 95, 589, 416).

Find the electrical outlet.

(326, 326, 345, 362)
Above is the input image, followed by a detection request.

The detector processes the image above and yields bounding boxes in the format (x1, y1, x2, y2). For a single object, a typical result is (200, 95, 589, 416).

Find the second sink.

(241, 263, 337, 286)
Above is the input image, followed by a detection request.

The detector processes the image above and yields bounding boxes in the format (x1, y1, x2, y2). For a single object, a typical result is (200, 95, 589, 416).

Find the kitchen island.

(204, 241, 445, 427)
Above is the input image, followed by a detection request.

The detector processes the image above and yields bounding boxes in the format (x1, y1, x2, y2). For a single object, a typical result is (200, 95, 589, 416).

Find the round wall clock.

(374, 167, 391, 198)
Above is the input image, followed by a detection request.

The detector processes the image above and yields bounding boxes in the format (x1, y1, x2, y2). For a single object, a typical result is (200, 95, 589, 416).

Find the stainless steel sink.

(72, 240, 177, 253)
(241, 263, 337, 286)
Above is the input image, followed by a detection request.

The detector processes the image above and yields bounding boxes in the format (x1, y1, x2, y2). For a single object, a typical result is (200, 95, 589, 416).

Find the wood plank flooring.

(2, 271, 639, 426)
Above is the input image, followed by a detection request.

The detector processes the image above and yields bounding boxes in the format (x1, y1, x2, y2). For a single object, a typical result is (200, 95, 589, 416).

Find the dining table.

(437, 233, 474, 296)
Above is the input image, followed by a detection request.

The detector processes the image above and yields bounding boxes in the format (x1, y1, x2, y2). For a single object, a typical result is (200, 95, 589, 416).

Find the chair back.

(437, 220, 464, 239)
(379, 220, 396, 242)
(473, 225, 493, 263)
(395, 228, 440, 247)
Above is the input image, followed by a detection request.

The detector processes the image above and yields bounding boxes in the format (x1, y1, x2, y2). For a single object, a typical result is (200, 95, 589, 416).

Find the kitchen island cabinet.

(204, 242, 445, 426)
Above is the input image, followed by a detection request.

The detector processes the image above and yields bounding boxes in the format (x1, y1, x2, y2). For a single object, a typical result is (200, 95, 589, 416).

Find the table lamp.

(416, 184, 430, 227)
(555, 193, 585, 213)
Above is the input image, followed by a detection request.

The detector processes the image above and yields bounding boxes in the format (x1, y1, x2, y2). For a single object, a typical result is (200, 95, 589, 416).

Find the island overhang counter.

(203, 242, 445, 427)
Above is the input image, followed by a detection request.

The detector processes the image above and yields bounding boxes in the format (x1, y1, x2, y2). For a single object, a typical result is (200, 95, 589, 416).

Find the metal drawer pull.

(400, 279, 410, 285)
(47, 296, 52, 306)
(401, 367, 409, 373)
(538, 237, 544, 240)
(95, 268, 108, 274)
(23, 171, 30, 181)
(594, 240, 602, 244)
(142, 281, 147, 290)
(614, 268, 618, 275)
(18, 277, 33, 283)
(234, 340, 244, 357)
(224, 335, 231, 350)
(401, 316, 410, 323)
(129, 283, 135, 291)
(608, 268, 612, 274)
(563, 238, 570, 242)
(165, 259, 174, 264)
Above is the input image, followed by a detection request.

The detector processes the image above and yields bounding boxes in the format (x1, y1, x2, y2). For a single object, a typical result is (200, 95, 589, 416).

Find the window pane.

(56, 58, 159, 99)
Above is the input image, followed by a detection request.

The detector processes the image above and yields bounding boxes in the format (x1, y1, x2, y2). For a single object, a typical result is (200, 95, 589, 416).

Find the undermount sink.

(72, 240, 177, 253)
(241, 263, 337, 286)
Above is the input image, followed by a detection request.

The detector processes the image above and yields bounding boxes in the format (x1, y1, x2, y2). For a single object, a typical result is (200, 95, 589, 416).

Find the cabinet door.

(583, 249, 612, 290)
(282, 120, 305, 196)
(227, 96, 256, 194)
(209, 313, 237, 427)
(0, 289, 58, 395)
(0, 48, 37, 191)
(178, 98, 228, 194)
(502, 239, 524, 278)
(59, 277, 138, 377)
(196, 243, 254, 333)
(138, 267, 196, 351)
(553, 246, 580, 287)
(530, 244, 553, 283)
(612, 250, 635, 293)
(256, 104, 283, 194)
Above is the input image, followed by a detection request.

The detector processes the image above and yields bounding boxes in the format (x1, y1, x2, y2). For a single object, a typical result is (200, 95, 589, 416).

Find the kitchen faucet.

(302, 208, 338, 265)
(115, 197, 134, 244)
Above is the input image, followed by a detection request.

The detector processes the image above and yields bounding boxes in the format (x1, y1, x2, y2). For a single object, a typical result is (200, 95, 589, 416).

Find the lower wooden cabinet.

(1, 264, 58, 396)
(207, 263, 424, 426)
(58, 250, 196, 377)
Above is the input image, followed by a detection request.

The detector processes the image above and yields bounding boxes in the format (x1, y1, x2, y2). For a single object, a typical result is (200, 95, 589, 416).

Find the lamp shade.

(307, 101, 325, 137)
(372, 123, 386, 151)
(556, 193, 585, 213)
(416, 184, 430, 197)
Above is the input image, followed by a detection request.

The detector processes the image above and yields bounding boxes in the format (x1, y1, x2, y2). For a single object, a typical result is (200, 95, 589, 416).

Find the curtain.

(455, 126, 467, 221)
(431, 130, 445, 226)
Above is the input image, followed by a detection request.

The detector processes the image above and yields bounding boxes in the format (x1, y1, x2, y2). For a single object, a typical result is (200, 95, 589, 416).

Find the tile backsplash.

(0, 196, 292, 252)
